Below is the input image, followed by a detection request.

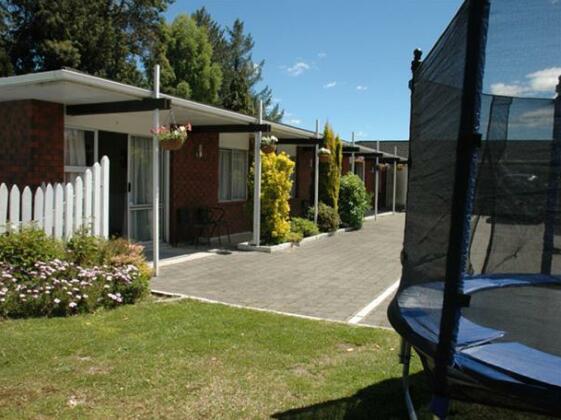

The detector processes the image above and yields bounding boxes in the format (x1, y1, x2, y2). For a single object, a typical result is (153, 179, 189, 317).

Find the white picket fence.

(0, 156, 110, 240)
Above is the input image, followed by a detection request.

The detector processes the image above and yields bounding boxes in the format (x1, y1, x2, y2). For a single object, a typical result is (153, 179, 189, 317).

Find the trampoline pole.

(399, 338, 418, 420)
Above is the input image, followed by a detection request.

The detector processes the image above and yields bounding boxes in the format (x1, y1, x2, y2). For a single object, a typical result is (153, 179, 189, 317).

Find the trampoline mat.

(464, 284, 561, 356)
(392, 274, 561, 391)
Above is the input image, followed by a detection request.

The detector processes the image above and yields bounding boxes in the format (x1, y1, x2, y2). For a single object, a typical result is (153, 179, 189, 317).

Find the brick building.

(0, 69, 321, 245)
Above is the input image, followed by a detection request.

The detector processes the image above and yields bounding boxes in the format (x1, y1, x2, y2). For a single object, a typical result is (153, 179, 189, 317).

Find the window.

(64, 128, 96, 183)
(219, 149, 248, 201)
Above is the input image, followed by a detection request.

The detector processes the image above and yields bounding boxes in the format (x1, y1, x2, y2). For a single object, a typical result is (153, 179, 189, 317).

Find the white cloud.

(323, 81, 337, 89)
(489, 82, 529, 96)
(317, 52, 327, 59)
(510, 107, 554, 128)
(356, 85, 368, 91)
(286, 62, 310, 77)
(490, 66, 561, 97)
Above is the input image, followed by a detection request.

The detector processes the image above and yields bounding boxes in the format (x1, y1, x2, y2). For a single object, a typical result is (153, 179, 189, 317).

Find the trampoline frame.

(394, 0, 561, 418)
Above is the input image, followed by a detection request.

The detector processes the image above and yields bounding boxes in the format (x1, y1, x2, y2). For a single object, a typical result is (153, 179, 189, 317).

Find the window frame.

(218, 148, 248, 203)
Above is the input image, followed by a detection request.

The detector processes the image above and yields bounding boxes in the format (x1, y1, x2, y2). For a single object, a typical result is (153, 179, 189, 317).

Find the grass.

(0, 299, 545, 419)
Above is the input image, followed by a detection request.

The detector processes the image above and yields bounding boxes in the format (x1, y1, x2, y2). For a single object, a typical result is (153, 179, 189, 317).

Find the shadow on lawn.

(272, 372, 430, 420)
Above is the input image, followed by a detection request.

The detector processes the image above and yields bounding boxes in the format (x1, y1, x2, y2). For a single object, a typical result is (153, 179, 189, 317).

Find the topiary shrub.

(308, 203, 340, 233)
(338, 173, 372, 229)
(291, 217, 319, 238)
(249, 151, 295, 244)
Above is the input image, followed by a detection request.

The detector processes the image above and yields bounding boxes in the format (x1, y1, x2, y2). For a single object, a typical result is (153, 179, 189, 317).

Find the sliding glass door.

(128, 136, 167, 242)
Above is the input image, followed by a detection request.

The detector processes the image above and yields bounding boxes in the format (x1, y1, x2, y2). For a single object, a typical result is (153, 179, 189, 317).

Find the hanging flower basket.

(397, 163, 405, 171)
(318, 147, 331, 163)
(151, 123, 192, 151)
(377, 163, 387, 171)
(261, 135, 278, 154)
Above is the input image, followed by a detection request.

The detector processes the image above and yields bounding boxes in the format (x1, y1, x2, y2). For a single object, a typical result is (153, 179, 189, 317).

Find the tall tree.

(192, 14, 284, 121)
(0, 3, 13, 76)
(157, 14, 222, 104)
(3, 0, 170, 84)
(192, 7, 227, 69)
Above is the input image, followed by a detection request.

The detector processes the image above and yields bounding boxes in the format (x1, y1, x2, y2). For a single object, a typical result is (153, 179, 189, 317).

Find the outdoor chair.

(209, 207, 231, 246)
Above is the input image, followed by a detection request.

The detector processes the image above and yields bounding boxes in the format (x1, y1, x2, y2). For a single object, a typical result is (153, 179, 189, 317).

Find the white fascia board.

(1, 69, 319, 140)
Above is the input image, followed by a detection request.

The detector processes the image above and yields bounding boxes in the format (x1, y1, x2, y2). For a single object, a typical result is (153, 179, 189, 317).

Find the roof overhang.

(0, 69, 317, 140)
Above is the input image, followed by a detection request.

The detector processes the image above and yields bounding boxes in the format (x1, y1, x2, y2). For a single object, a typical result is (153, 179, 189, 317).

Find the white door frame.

(126, 134, 169, 244)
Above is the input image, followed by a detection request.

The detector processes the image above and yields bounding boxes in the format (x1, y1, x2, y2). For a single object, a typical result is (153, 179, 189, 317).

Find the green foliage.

(284, 231, 303, 244)
(308, 203, 340, 233)
(4, 0, 171, 84)
(159, 14, 223, 104)
(318, 123, 343, 212)
(249, 152, 295, 244)
(0, 227, 64, 269)
(0, 228, 150, 318)
(290, 217, 319, 238)
(339, 174, 372, 229)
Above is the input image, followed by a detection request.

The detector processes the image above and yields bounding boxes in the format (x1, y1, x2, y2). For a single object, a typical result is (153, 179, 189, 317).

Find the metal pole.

(351, 131, 356, 174)
(314, 119, 320, 224)
(152, 64, 160, 276)
(252, 101, 263, 246)
(392, 146, 397, 214)
(374, 140, 379, 219)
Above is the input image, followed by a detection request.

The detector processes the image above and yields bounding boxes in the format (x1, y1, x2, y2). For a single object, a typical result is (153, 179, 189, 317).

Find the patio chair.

(209, 207, 231, 246)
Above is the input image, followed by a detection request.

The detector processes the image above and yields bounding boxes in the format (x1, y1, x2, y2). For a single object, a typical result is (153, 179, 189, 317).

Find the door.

(128, 135, 167, 242)
(98, 131, 128, 237)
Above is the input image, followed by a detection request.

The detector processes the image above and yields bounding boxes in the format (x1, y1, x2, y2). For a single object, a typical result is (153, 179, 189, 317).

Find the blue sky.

(166, 1, 463, 140)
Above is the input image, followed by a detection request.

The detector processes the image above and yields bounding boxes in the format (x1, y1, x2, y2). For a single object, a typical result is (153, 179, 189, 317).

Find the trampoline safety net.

(389, 0, 561, 416)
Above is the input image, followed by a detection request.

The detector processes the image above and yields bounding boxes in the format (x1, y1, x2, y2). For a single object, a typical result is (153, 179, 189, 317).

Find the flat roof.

(0, 69, 317, 140)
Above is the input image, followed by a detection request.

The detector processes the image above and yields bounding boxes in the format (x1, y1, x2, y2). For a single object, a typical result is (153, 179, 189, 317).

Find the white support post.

(314, 119, 320, 224)
(392, 145, 397, 214)
(351, 131, 356, 174)
(374, 141, 379, 219)
(152, 64, 160, 276)
(252, 100, 263, 246)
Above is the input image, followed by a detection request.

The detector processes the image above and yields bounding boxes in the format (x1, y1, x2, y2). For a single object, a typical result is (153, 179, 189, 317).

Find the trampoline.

(387, 0, 561, 418)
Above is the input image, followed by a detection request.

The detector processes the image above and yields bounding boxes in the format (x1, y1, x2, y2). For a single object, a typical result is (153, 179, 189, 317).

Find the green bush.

(285, 231, 303, 244)
(249, 152, 295, 244)
(338, 174, 372, 229)
(0, 228, 151, 319)
(0, 227, 64, 269)
(290, 217, 319, 238)
(308, 203, 340, 233)
(318, 123, 343, 212)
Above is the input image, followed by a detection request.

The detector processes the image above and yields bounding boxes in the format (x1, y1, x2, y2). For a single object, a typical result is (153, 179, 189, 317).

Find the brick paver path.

(151, 213, 405, 327)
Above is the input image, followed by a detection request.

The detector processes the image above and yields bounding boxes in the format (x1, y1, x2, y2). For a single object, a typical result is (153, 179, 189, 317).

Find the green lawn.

(0, 299, 543, 419)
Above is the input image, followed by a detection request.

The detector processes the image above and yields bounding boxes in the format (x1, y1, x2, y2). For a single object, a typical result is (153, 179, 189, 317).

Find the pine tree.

(0, 5, 13, 76)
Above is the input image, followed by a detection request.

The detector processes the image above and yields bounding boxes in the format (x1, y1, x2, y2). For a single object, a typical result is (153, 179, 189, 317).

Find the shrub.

(285, 231, 303, 244)
(308, 203, 340, 233)
(249, 151, 295, 244)
(291, 217, 319, 238)
(0, 228, 64, 269)
(338, 174, 372, 229)
(0, 228, 151, 318)
(318, 123, 343, 212)
(0, 260, 145, 318)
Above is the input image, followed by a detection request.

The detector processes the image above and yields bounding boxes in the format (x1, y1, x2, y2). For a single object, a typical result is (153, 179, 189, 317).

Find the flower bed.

(0, 229, 150, 318)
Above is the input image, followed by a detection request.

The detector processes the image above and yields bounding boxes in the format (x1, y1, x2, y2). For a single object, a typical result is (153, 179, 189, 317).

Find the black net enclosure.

(387, 0, 561, 418)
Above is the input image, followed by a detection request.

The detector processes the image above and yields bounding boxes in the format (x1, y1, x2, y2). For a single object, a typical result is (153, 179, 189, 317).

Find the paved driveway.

(151, 214, 405, 327)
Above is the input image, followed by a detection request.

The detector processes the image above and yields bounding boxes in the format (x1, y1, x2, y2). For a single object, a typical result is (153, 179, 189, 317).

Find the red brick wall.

(169, 132, 251, 244)
(342, 156, 351, 175)
(0, 100, 64, 187)
(291, 147, 314, 217)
